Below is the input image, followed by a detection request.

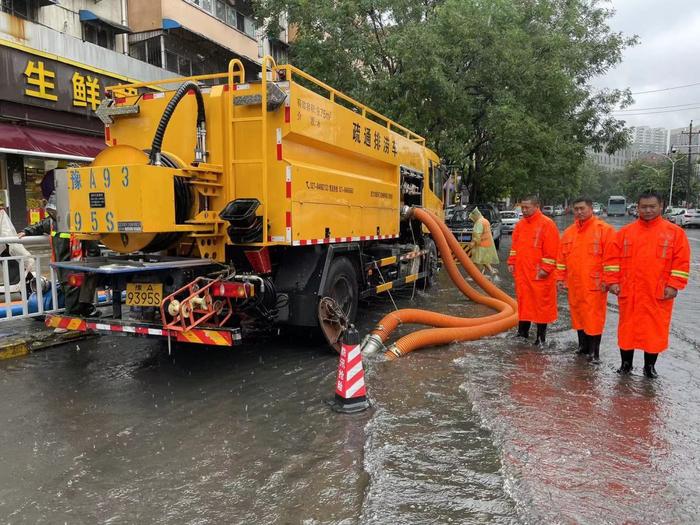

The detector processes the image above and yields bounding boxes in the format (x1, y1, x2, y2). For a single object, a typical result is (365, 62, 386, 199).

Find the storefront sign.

(1, 45, 136, 116)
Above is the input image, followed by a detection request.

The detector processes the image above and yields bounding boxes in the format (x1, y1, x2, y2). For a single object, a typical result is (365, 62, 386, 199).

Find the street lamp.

(657, 148, 680, 208)
(642, 148, 680, 208)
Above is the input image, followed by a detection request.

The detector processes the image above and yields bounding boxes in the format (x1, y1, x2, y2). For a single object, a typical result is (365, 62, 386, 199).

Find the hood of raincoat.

(468, 207, 484, 223)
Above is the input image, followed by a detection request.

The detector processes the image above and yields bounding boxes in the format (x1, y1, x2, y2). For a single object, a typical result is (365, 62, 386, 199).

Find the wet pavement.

(1, 214, 699, 524)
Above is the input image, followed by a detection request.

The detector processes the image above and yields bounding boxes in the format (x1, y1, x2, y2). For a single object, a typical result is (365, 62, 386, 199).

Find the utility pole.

(681, 120, 699, 204)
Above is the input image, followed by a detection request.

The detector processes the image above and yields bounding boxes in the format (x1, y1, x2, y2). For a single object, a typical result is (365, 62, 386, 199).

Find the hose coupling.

(360, 333, 386, 355)
(400, 205, 414, 221)
(385, 344, 403, 360)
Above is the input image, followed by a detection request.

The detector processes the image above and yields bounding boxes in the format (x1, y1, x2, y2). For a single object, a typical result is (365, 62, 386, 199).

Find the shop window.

(1, 0, 39, 21)
(83, 23, 116, 51)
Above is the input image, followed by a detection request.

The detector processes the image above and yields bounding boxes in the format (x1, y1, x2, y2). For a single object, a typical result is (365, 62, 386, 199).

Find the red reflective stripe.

(285, 211, 292, 228)
(143, 93, 154, 100)
(104, 126, 111, 143)
(284, 106, 290, 123)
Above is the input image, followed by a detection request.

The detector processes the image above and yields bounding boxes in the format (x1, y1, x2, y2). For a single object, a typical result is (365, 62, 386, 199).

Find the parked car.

(446, 203, 503, 250)
(500, 210, 520, 234)
(592, 203, 603, 215)
(553, 205, 565, 216)
(680, 208, 700, 228)
(664, 207, 686, 224)
(542, 205, 554, 216)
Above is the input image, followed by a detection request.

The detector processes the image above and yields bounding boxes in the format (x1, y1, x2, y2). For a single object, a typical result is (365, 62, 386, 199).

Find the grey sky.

(594, 0, 700, 131)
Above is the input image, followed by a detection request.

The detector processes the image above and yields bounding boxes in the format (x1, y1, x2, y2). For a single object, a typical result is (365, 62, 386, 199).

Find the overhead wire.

(613, 101, 700, 112)
(630, 81, 700, 95)
(612, 106, 700, 116)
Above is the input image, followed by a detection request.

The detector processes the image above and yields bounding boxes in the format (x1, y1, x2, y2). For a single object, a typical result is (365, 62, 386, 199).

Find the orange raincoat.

(508, 209, 560, 323)
(607, 216, 691, 353)
(555, 216, 616, 335)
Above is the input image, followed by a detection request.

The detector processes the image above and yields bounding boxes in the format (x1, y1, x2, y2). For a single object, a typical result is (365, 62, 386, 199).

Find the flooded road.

(1, 214, 699, 523)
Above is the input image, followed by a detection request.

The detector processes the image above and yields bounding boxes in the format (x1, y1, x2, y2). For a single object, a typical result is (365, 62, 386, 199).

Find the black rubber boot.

(587, 334, 602, 364)
(643, 352, 659, 378)
(617, 349, 634, 374)
(577, 330, 590, 354)
(517, 321, 531, 339)
(535, 323, 547, 346)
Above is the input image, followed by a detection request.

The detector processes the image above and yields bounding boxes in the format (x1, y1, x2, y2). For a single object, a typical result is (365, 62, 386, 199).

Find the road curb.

(0, 330, 96, 360)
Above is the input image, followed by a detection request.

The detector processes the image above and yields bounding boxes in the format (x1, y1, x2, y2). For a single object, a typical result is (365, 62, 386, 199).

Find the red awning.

(0, 122, 105, 161)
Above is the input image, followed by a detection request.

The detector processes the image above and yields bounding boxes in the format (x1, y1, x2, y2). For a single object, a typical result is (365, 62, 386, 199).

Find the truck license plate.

(126, 283, 163, 307)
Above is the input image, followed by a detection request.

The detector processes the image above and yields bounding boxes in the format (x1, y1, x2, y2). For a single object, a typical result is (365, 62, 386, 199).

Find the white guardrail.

(0, 236, 63, 322)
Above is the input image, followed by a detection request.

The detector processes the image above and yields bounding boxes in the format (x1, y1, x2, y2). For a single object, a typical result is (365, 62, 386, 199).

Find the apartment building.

(127, 0, 288, 78)
(586, 147, 632, 173)
(628, 126, 668, 157)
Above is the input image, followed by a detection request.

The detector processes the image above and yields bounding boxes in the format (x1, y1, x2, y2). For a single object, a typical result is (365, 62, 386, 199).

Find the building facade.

(0, 0, 288, 229)
(628, 126, 668, 157)
(586, 147, 632, 173)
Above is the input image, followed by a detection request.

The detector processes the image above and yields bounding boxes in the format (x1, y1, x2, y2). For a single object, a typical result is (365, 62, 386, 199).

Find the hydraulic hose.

(367, 207, 518, 359)
(148, 81, 206, 165)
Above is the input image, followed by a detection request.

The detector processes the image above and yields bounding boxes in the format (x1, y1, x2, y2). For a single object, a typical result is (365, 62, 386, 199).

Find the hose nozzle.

(360, 333, 386, 355)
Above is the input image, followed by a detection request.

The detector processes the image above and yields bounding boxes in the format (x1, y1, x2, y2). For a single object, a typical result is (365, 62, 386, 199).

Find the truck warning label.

(305, 181, 354, 194)
(117, 221, 143, 232)
(89, 192, 105, 208)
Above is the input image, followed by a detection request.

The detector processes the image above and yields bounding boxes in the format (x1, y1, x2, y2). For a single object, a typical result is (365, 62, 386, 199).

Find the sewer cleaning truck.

(46, 57, 448, 349)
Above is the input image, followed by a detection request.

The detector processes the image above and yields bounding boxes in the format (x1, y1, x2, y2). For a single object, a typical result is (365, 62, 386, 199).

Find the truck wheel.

(418, 237, 438, 288)
(321, 256, 358, 324)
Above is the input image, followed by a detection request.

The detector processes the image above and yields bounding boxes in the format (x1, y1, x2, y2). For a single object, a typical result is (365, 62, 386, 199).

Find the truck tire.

(321, 256, 358, 324)
(418, 237, 438, 288)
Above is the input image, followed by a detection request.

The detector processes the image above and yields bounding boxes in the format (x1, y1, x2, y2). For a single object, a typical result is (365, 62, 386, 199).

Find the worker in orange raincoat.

(607, 192, 691, 378)
(555, 197, 617, 363)
(508, 196, 560, 345)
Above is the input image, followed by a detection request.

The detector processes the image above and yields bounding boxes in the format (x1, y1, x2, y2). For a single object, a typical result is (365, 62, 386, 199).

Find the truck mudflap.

(45, 315, 241, 346)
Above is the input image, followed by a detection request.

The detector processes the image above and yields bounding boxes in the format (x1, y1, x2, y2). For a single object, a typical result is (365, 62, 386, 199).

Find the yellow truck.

(48, 57, 445, 348)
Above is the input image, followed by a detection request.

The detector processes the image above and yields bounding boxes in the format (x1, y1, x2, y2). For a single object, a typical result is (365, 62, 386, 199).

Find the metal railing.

(0, 236, 62, 322)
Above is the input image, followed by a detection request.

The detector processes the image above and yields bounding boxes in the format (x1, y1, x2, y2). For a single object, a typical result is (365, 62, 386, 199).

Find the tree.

(256, 0, 637, 202)
(622, 160, 669, 204)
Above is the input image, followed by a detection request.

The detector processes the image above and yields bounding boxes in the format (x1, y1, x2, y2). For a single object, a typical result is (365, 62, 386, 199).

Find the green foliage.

(575, 160, 624, 203)
(256, 0, 636, 203)
(622, 160, 669, 203)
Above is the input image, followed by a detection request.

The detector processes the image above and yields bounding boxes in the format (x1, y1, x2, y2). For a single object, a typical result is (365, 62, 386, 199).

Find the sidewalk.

(0, 316, 94, 360)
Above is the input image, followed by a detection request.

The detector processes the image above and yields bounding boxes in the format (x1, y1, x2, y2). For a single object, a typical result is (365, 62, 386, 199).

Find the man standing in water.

(555, 197, 617, 362)
(608, 191, 691, 378)
(508, 196, 560, 345)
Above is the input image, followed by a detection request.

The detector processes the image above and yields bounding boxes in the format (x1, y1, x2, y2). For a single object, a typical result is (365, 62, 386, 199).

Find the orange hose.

(372, 207, 518, 359)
